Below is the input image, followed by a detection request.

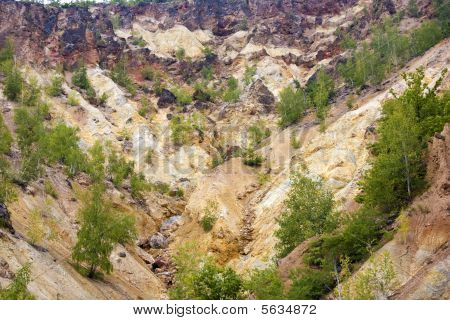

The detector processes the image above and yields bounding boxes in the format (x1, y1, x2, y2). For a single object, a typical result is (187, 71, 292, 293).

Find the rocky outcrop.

(0, 203, 13, 232)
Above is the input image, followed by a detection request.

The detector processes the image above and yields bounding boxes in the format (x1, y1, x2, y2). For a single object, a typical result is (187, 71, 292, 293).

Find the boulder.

(157, 89, 176, 108)
(0, 203, 13, 232)
(249, 79, 275, 110)
(149, 233, 168, 249)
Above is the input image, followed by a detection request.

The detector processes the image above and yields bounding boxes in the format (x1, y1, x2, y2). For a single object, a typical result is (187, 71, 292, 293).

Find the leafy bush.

(243, 65, 257, 86)
(44, 180, 58, 199)
(130, 173, 151, 201)
(245, 267, 285, 300)
(172, 86, 192, 106)
(410, 20, 443, 57)
(110, 59, 136, 96)
(242, 148, 264, 167)
(72, 65, 91, 90)
(72, 185, 136, 278)
(193, 262, 243, 300)
(140, 65, 154, 81)
(275, 173, 337, 258)
(200, 200, 218, 232)
(27, 208, 45, 245)
(108, 150, 134, 188)
(47, 74, 64, 97)
(201, 66, 214, 82)
(45, 123, 87, 177)
(169, 114, 194, 145)
(222, 77, 240, 103)
(248, 120, 270, 147)
(0, 113, 12, 156)
(0, 264, 35, 300)
(175, 47, 186, 61)
(307, 68, 334, 122)
(276, 86, 308, 128)
(3, 66, 23, 101)
(287, 267, 334, 300)
(202, 46, 215, 60)
(67, 92, 80, 106)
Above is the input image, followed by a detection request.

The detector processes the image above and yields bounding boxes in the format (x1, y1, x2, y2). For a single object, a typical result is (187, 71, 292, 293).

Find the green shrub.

(110, 59, 136, 96)
(202, 46, 215, 59)
(243, 65, 257, 86)
(307, 68, 334, 122)
(275, 173, 337, 258)
(67, 92, 80, 106)
(140, 65, 154, 81)
(287, 267, 334, 300)
(45, 123, 87, 177)
(169, 114, 194, 145)
(242, 148, 264, 167)
(47, 74, 64, 97)
(193, 262, 243, 300)
(138, 96, 151, 117)
(410, 20, 443, 56)
(175, 47, 186, 61)
(86, 141, 106, 184)
(277, 86, 308, 127)
(72, 65, 91, 90)
(222, 77, 240, 103)
(201, 66, 214, 82)
(0, 264, 35, 300)
(44, 180, 58, 199)
(245, 267, 285, 299)
(0, 113, 12, 156)
(3, 67, 23, 101)
(0, 37, 14, 64)
(248, 120, 270, 147)
(108, 150, 134, 188)
(72, 186, 136, 278)
(130, 173, 151, 201)
(199, 200, 218, 232)
(172, 86, 192, 106)
(22, 77, 42, 107)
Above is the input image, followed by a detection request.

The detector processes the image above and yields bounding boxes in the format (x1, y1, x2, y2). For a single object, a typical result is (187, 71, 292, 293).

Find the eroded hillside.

(0, 0, 448, 300)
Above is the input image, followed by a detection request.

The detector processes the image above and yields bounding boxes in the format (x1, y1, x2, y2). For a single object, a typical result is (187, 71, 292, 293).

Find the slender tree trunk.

(402, 141, 411, 198)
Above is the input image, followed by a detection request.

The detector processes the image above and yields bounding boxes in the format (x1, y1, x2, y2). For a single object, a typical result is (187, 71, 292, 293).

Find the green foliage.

(202, 46, 215, 60)
(276, 86, 308, 127)
(222, 77, 240, 103)
(201, 66, 214, 82)
(140, 65, 154, 81)
(45, 123, 87, 177)
(340, 252, 398, 299)
(138, 96, 152, 117)
(245, 267, 285, 300)
(341, 34, 356, 49)
(287, 267, 334, 300)
(193, 262, 243, 300)
(339, 18, 445, 89)
(169, 242, 244, 300)
(360, 68, 448, 213)
(108, 150, 134, 188)
(433, 0, 450, 36)
(407, 0, 419, 17)
(47, 74, 64, 97)
(307, 68, 334, 122)
(275, 173, 336, 258)
(0, 37, 14, 64)
(175, 47, 186, 61)
(67, 92, 80, 106)
(44, 180, 58, 199)
(410, 20, 444, 57)
(27, 208, 45, 245)
(172, 86, 193, 106)
(248, 120, 270, 147)
(242, 148, 264, 167)
(243, 65, 257, 86)
(130, 173, 151, 201)
(193, 82, 218, 102)
(3, 66, 23, 101)
(169, 114, 194, 146)
(131, 36, 147, 47)
(72, 65, 91, 91)
(0, 114, 12, 156)
(110, 59, 136, 96)
(200, 200, 218, 232)
(110, 14, 120, 30)
(0, 264, 35, 300)
(72, 186, 136, 278)
(83, 142, 104, 186)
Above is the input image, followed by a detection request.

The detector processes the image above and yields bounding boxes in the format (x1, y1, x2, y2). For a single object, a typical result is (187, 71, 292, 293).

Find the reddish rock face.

(0, 0, 358, 66)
